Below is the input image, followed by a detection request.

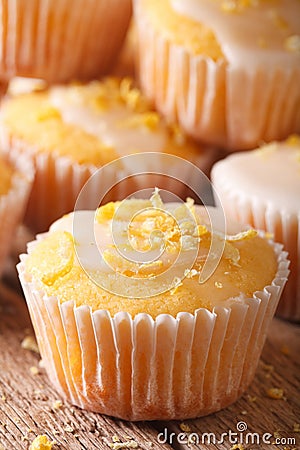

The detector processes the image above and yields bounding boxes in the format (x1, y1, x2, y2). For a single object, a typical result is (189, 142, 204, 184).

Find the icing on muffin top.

(1, 78, 202, 166)
(0, 157, 13, 196)
(212, 135, 300, 214)
(24, 192, 277, 318)
(171, 0, 300, 67)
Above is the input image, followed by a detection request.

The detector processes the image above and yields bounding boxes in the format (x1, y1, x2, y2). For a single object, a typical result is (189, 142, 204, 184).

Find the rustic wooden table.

(0, 279, 299, 450)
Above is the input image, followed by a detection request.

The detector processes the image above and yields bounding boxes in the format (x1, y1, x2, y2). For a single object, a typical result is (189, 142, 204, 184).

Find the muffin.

(18, 192, 289, 420)
(212, 135, 300, 321)
(0, 152, 33, 275)
(0, 77, 219, 232)
(0, 0, 132, 84)
(133, 0, 300, 151)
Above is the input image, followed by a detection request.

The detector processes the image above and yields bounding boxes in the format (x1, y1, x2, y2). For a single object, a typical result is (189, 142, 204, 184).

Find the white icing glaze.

(213, 140, 300, 213)
(49, 87, 167, 154)
(171, 0, 300, 68)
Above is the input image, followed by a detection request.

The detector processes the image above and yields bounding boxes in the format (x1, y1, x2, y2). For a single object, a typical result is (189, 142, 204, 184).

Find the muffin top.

(212, 135, 300, 214)
(24, 192, 277, 318)
(1, 78, 204, 166)
(143, 0, 300, 67)
(0, 156, 13, 196)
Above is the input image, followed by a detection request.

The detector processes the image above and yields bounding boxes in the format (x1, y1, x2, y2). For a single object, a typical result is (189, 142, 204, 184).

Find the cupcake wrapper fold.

(0, 152, 33, 274)
(0, 0, 132, 83)
(133, 0, 300, 151)
(18, 239, 289, 420)
(212, 169, 299, 321)
(0, 132, 219, 233)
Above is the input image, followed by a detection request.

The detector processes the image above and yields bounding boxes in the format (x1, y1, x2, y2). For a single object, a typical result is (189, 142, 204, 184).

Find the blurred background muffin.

(133, 0, 300, 151)
(0, 77, 219, 232)
(0, 0, 132, 84)
(212, 135, 300, 321)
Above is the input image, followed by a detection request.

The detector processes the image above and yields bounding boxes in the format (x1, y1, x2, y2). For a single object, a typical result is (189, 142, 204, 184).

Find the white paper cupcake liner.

(212, 169, 299, 321)
(0, 153, 33, 275)
(17, 238, 289, 420)
(0, 129, 220, 233)
(0, 0, 132, 83)
(133, 0, 300, 151)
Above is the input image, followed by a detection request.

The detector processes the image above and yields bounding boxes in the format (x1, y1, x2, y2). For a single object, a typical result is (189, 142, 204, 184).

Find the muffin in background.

(212, 135, 300, 321)
(0, 0, 132, 84)
(0, 77, 219, 232)
(18, 193, 289, 420)
(133, 0, 300, 151)
(0, 152, 33, 276)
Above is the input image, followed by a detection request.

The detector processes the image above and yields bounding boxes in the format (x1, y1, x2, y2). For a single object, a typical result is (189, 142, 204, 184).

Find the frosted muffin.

(0, 153, 33, 275)
(0, 0, 132, 83)
(0, 77, 218, 232)
(212, 135, 300, 321)
(18, 192, 289, 420)
(133, 0, 300, 150)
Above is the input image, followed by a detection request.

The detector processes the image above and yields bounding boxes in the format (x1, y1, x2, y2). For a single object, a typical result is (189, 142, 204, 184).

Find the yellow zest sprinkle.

(223, 241, 240, 266)
(37, 106, 61, 122)
(119, 112, 160, 130)
(30, 366, 39, 376)
(107, 441, 138, 450)
(227, 229, 258, 242)
(52, 400, 63, 410)
(285, 35, 300, 53)
(150, 187, 164, 209)
(230, 445, 245, 450)
(103, 250, 164, 277)
(184, 268, 199, 279)
(266, 388, 284, 399)
(215, 281, 223, 289)
(197, 224, 209, 237)
(286, 134, 300, 147)
(29, 435, 55, 450)
(26, 231, 74, 286)
(179, 423, 191, 432)
(170, 277, 183, 295)
(21, 336, 40, 354)
(221, 0, 258, 13)
(120, 77, 149, 113)
(96, 201, 119, 223)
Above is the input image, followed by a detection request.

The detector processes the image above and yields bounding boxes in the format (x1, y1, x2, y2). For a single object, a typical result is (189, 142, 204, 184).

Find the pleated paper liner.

(18, 238, 289, 420)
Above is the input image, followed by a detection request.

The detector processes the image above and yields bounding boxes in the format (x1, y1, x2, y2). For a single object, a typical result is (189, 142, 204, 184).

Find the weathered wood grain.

(0, 283, 299, 450)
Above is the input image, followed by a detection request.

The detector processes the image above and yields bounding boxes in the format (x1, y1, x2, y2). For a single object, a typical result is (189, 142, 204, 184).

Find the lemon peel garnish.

(26, 231, 74, 286)
(226, 229, 258, 242)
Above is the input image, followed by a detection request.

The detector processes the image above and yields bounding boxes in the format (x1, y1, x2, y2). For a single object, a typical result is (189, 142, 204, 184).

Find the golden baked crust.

(25, 199, 277, 318)
(2, 78, 204, 166)
(142, 0, 223, 60)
